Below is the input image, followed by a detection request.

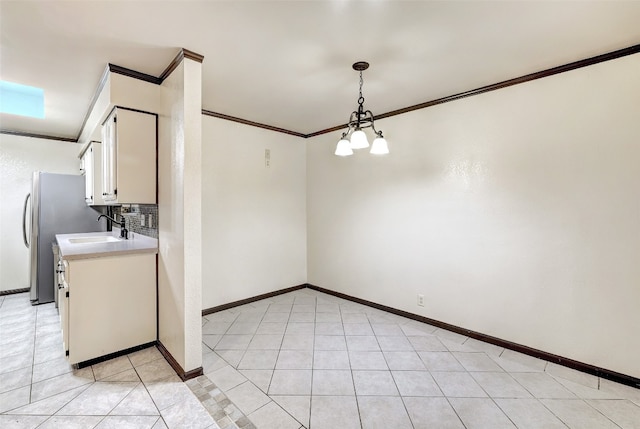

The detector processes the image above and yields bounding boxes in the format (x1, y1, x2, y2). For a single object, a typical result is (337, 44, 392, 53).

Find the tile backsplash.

(113, 204, 158, 239)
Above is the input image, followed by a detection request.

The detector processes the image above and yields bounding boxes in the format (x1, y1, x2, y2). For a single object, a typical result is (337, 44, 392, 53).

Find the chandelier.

(335, 61, 389, 156)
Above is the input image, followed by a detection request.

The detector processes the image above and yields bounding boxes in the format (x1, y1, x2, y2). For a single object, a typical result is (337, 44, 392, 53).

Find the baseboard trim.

(0, 287, 30, 296)
(305, 284, 640, 390)
(199, 283, 638, 389)
(157, 341, 203, 381)
(79, 340, 204, 381)
(201, 284, 308, 316)
(75, 341, 157, 369)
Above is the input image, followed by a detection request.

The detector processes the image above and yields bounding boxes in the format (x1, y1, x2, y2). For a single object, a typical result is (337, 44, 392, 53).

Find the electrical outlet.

(148, 214, 153, 228)
(140, 214, 145, 227)
(265, 149, 271, 167)
(417, 294, 425, 307)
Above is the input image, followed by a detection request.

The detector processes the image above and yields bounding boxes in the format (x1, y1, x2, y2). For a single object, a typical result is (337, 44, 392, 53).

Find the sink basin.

(68, 236, 120, 244)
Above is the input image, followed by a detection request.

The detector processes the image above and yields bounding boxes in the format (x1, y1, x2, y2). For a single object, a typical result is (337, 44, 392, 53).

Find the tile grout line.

(438, 337, 530, 429)
(263, 298, 290, 397)
(570, 397, 625, 429)
(308, 295, 317, 429)
(200, 312, 254, 428)
(128, 352, 173, 429)
(249, 296, 301, 428)
(350, 307, 371, 429)
(233, 302, 268, 377)
(537, 398, 578, 429)
(372, 315, 419, 429)
(28, 304, 40, 405)
(309, 294, 330, 429)
(390, 314, 468, 428)
(271, 296, 308, 428)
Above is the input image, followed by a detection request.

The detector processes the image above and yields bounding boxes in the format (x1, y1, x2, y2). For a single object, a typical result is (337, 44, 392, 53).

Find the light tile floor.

(0, 292, 218, 429)
(2, 288, 640, 429)
(200, 288, 640, 429)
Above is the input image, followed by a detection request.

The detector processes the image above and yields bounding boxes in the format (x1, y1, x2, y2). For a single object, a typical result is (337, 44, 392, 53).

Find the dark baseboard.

(202, 284, 307, 316)
(76, 341, 203, 382)
(0, 288, 30, 296)
(199, 282, 638, 389)
(305, 284, 640, 390)
(157, 340, 203, 381)
(76, 341, 157, 369)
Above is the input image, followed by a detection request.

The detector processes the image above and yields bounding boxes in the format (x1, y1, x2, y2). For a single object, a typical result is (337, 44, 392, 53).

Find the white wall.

(307, 53, 640, 379)
(201, 116, 307, 309)
(158, 57, 203, 372)
(0, 134, 80, 292)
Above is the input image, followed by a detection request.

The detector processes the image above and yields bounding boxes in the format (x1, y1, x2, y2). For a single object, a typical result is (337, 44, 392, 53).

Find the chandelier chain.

(358, 70, 364, 106)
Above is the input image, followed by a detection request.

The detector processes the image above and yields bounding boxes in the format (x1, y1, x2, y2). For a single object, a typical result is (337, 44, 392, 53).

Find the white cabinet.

(58, 259, 69, 354)
(60, 253, 156, 364)
(101, 107, 156, 204)
(79, 141, 104, 205)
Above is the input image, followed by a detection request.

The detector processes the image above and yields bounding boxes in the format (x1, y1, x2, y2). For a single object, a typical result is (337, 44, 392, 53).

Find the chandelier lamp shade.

(335, 61, 389, 156)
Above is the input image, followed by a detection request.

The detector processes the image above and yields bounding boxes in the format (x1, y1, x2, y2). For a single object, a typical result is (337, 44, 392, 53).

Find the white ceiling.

(1, 0, 640, 140)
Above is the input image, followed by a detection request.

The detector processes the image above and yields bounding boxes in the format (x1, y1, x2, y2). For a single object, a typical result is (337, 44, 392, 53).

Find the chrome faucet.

(97, 214, 128, 239)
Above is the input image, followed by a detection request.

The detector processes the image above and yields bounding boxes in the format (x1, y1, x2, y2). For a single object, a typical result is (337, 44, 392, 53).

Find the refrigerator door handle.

(23, 193, 31, 248)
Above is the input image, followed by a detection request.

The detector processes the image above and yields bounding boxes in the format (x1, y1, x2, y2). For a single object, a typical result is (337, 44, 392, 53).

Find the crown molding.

(159, 48, 205, 82)
(0, 129, 77, 143)
(109, 63, 162, 85)
(308, 44, 640, 138)
(7, 44, 638, 143)
(202, 110, 306, 137)
(203, 44, 640, 139)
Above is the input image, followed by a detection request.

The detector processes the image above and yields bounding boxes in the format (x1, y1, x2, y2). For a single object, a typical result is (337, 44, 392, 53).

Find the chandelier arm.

(364, 110, 383, 137)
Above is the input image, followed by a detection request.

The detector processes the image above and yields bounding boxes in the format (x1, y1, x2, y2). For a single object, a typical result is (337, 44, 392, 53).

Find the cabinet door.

(101, 118, 110, 199)
(60, 261, 69, 357)
(83, 148, 93, 204)
(108, 115, 117, 199)
(101, 112, 117, 202)
(66, 254, 156, 364)
(83, 142, 104, 206)
(100, 108, 156, 204)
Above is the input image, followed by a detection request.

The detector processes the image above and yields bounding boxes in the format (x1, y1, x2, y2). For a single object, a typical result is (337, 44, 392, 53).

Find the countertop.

(56, 229, 158, 260)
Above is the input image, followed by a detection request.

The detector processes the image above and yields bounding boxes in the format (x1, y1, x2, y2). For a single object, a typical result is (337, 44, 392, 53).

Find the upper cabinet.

(101, 107, 157, 204)
(78, 70, 160, 145)
(79, 141, 104, 206)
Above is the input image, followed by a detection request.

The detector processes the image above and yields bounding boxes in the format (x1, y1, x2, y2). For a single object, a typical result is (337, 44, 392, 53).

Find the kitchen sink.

(68, 236, 120, 244)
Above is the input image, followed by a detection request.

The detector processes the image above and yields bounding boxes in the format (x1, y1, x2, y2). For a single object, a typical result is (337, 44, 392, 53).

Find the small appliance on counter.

(22, 172, 107, 305)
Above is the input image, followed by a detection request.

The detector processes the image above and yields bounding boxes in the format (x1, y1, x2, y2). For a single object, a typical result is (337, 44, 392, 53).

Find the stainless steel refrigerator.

(22, 172, 106, 305)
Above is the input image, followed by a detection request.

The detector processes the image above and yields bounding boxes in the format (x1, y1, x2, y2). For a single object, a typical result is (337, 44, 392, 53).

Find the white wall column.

(157, 52, 203, 376)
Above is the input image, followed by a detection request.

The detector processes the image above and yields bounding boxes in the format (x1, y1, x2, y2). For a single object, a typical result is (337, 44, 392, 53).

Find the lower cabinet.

(60, 253, 156, 365)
